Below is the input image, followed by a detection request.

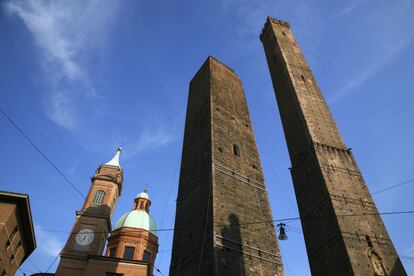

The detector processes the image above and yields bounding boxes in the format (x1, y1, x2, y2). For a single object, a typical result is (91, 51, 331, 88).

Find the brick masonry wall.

(56, 164, 123, 275)
(170, 56, 284, 276)
(260, 17, 406, 275)
(0, 203, 25, 276)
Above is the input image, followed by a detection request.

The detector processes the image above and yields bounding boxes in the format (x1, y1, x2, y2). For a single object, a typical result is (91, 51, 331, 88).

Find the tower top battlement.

(260, 16, 290, 41)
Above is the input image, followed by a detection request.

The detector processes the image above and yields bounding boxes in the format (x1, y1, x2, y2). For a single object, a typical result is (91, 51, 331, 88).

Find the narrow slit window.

(93, 190, 105, 205)
(301, 75, 306, 82)
(366, 235, 373, 248)
(233, 144, 240, 156)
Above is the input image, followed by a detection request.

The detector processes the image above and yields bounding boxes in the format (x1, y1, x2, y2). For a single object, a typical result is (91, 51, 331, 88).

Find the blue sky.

(1, 0, 414, 275)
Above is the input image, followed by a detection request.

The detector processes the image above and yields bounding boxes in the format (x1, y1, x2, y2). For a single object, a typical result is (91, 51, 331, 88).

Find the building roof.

(114, 210, 157, 236)
(0, 190, 36, 262)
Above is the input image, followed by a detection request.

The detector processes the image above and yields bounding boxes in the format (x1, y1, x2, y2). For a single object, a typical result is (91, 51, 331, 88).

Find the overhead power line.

(0, 108, 88, 201)
(35, 209, 414, 273)
(155, 266, 166, 276)
(45, 255, 60, 273)
(372, 178, 414, 195)
(33, 209, 414, 235)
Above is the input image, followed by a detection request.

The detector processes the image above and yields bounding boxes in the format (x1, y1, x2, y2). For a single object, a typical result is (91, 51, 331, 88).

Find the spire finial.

(144, 184, 148, 194)
(105, 146, 122, 167)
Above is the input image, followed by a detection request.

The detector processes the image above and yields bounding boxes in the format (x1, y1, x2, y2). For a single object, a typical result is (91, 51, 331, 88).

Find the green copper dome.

(114, 210, 157, 236)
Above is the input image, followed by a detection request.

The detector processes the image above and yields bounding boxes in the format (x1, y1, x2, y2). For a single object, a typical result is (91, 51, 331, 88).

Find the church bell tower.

(56, 147, 123, 275)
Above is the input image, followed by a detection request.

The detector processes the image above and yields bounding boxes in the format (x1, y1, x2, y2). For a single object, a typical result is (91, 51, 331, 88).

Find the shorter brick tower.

(106, 190, 158, 275)
(169, 57, 284, 275)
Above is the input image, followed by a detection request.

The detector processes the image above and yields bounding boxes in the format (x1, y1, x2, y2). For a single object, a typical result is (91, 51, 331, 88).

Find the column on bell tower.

(56, 147, 123, 276)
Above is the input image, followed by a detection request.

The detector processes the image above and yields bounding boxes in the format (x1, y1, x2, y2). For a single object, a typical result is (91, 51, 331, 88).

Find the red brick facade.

(55, 150, 155, 276)
(0, 192, 36, 276)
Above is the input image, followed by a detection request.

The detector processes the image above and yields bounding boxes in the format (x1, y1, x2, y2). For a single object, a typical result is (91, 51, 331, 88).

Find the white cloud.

(329, 1, 414, 103)
(118, 122, 179, 160)
(331, 1, 362, 20)
(35, 226, 64, 257)
(329, 36, 414, 103)
(5, 0, 120, 129)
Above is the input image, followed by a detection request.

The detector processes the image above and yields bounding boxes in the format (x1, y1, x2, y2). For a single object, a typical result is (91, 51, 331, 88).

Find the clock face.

(76, 228, 94, 246)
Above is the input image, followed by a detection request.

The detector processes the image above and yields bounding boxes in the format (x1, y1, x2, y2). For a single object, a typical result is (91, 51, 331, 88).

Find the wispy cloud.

(124, 126, 178, 159)
(5, 0, 120, 129)
(329, 1, 414, 103)
(80, 111, 180, 161)
(329, 36, 414, 103)
(35, 225, 64, 257)
(331, 1, 361, 20)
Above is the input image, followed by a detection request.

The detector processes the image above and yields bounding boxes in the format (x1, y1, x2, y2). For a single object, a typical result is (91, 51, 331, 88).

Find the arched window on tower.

(93, 190, 105, 205)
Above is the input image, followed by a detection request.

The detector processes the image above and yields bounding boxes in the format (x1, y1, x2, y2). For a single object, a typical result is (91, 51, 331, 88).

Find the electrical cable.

(45, 254, 60, 273)
(33, 209, 414, 235)
(372, 178, 414, 195)
(27, 258, 42, 273)
(0, 107, 88, 202)
(155, 266, 166, 276)
(155, 151, 181, 269)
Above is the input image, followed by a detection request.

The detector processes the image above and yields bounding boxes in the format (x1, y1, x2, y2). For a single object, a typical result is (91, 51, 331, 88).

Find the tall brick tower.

(56, 147, 123, 275)
(169, 56, 283, 276)
(260, 17, 406, 275)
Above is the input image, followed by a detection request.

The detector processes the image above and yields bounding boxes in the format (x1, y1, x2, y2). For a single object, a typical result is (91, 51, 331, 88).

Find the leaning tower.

(260, 17, 406, 275)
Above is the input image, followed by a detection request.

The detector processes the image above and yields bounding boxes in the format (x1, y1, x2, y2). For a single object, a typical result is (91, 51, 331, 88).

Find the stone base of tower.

(55, 254, 149, 276)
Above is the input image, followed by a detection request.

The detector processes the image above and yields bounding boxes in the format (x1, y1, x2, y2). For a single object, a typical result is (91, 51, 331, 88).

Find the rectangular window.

(5, 240, 10, 251)
(10, 254, 15, 264)
(93, 190, 105, 205)
(15, 241, 22, 253)
(142, 250, 151, 262)
(9, 226, 18, 241)
(109, 247, 116, 257)
(123, 246, 135, 260)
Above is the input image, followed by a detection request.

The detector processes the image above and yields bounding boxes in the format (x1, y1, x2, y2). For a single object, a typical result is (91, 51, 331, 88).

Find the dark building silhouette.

(260, 17, 406, 275)
(0, 191, 36, 276)
(169, 56, 284, 275)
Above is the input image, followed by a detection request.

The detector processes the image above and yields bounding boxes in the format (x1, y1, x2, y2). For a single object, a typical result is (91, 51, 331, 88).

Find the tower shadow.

(218, 213, 246, 275)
